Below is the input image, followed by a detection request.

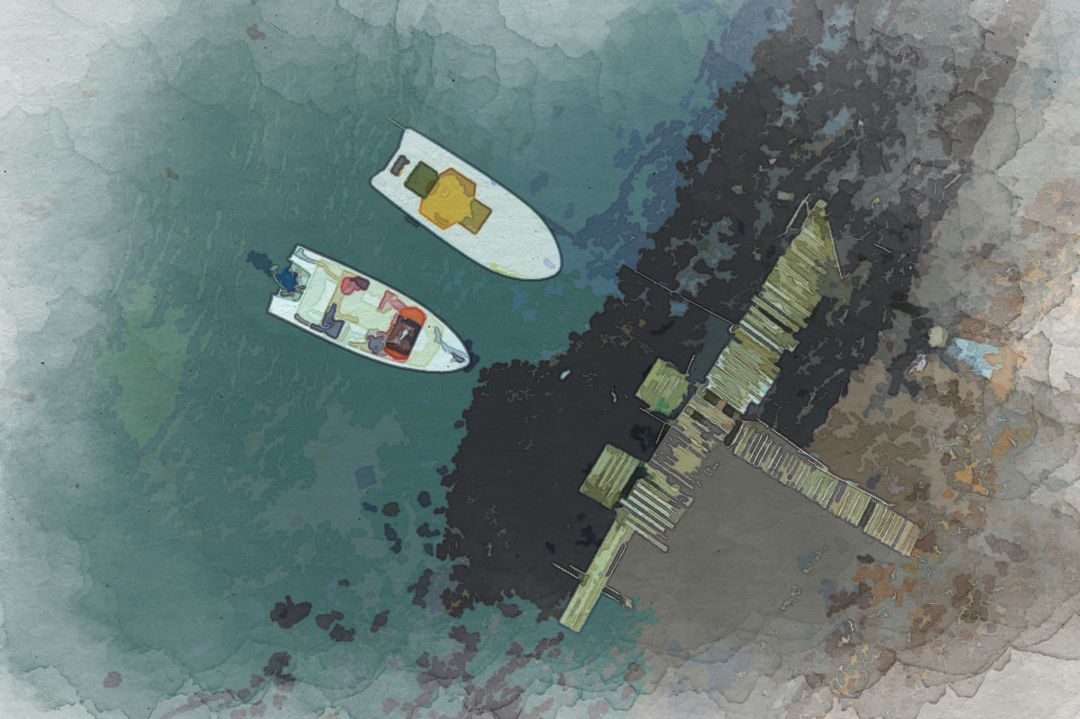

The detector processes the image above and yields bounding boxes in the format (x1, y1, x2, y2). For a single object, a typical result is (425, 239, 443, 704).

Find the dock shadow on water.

(437, 0, 1037, 653)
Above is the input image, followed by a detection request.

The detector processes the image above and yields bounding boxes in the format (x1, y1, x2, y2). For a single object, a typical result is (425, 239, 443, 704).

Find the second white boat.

(371, 127, 562, 280)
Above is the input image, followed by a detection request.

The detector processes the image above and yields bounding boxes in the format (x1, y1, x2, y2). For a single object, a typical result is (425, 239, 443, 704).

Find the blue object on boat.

(311, 303, 345, 340)
(276, 268, 299, 293)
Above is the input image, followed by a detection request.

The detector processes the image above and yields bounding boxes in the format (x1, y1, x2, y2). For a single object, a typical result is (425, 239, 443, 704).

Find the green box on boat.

(404, 162, 438, 198)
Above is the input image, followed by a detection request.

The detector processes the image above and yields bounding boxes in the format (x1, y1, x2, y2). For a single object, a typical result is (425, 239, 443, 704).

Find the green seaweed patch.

(93, 284, 192, 447)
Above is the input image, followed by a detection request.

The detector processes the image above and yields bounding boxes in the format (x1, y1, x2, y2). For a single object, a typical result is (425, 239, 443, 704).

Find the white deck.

(266, 245, 469, 373)
(370, 128, 561, 280)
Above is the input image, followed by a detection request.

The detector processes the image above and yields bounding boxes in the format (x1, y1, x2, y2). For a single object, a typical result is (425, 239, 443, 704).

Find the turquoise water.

(1, 1, 761, 715)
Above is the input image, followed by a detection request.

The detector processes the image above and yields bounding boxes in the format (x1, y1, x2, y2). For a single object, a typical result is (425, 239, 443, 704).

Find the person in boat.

(357, 294, 426, 360)
(365, 330, 388, 355)
(301, 258, 425, 360)
(297, 263, 366, 341)
(378, 289, 407, 313)
(340, 275, 369, 295)
(327, 274, 378, 331)
(362, 303, 425, 360)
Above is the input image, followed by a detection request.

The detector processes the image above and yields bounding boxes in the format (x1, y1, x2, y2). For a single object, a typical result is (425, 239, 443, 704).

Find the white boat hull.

(266, 245, 470, 373)
(371, 128, 561, 280)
